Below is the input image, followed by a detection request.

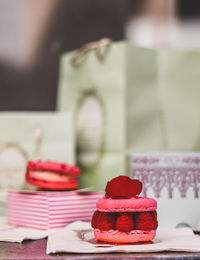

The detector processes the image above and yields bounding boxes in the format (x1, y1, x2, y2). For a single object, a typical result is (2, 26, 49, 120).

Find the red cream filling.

(92, 211, 158, 232)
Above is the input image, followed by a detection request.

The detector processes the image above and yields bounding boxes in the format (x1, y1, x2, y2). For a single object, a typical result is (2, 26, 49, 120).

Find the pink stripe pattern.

(7, 190, 102, 229)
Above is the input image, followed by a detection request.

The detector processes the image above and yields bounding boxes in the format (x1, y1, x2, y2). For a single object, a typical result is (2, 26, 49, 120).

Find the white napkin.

(47, 221, 200, 254)
(0, 217, 59, 243)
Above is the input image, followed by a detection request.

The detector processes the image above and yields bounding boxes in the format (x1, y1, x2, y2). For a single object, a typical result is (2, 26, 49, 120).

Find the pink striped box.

(7, 190, 102, 229)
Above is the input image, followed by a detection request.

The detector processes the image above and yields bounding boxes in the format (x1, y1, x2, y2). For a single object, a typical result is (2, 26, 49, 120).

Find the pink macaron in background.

(91, 175, 158, 244)
(25, 160, 81, 190)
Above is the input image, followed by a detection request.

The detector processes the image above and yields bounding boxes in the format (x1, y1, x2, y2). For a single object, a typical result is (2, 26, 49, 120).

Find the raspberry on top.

(105, 175, 142, 199)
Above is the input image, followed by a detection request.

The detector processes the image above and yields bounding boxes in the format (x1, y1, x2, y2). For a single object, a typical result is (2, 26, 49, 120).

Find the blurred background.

(1, 0, 200, 111)
(1, 0, 200, 229)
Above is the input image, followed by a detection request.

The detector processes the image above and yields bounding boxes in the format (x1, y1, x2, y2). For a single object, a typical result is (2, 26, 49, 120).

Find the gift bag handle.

(71, 38, 112, 67)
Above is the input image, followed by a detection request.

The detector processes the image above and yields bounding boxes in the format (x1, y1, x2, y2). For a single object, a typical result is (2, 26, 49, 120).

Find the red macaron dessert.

(25, 160, 81, 190)
(91, 175, 158, 243)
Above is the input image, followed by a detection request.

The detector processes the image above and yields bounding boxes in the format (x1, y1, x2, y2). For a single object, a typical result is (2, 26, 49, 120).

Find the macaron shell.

(26, 174, 79, 190)
(94, 229, 156, 243)
(97, 197, 157, 212)
(27, 160, 81, 177)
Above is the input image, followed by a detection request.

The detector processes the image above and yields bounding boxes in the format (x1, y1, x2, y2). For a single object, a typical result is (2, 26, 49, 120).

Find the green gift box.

(57, 40, 200, 191)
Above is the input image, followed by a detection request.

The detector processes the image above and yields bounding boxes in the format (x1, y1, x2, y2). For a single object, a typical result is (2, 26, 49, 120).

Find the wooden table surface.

(1, 239, 200, 260)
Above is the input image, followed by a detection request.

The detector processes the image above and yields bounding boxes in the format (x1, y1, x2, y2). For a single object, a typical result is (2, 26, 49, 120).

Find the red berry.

(151, 211, 158, 230)
(116, 213, 134, 232)
(135, 212, 154, 231)
(91, 211, 100, 229)
(105, 175, 142, 199)
(97, 212, 116, 231)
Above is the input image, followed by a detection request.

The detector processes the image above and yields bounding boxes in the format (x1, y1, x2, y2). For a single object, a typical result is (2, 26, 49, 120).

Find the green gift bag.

(57, 39, 200, 191)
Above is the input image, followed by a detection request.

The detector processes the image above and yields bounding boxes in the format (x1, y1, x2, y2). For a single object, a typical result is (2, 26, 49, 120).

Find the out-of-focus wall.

(0, 0, 125, 110)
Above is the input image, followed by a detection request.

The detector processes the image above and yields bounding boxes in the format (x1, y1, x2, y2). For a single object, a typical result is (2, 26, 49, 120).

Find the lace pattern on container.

(132, 153, 200, 199)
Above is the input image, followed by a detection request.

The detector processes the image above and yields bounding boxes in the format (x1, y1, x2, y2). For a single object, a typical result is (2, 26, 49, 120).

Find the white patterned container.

(132, 153, 200, 230)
